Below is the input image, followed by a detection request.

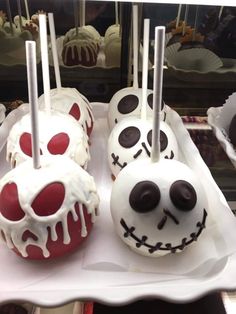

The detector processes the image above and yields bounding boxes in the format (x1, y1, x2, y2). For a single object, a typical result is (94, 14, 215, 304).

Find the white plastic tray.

(1, 103, 236, 307)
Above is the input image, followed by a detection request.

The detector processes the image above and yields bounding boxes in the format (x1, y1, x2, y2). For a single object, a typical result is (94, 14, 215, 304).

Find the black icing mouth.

(111, 149, 174, 170)
(120, 209, 207, 254)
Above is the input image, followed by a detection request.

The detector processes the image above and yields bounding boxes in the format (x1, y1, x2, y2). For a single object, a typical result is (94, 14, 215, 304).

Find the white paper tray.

(0, 103, 236, 307)
(207, 106, 236, 168)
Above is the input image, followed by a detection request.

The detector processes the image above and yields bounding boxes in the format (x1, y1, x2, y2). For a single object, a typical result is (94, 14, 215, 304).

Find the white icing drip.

(0, 155, 99, 258)
(71, 207, 79, 222)
(79, 204, 87, 237)
(38, 88, 94, 135)
(63, 39, 97, 65)
(7, 110, 90, 169)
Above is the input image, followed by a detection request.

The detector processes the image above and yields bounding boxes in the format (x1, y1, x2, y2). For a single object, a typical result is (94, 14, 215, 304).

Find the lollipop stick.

(16, 0, 23, 31)
(39, 14, 51, 115)
(132, 4, 139, 89)
(81, 0, 85, 27)
(193, 6, 199, 41)
(175, 4, 182, 28)
(151, 26, 165, 163)
(25, 41, 41, 169)
(73, 0, 79, 36)
(141, 19, 150, 121)
(24, 0, 30, 20)
(115, 2, 119, 26)
(48, 13, 62, 91)
(182, 4, 189, 36)
(5, 0, 14, 35)
(218, 6, 224, 20)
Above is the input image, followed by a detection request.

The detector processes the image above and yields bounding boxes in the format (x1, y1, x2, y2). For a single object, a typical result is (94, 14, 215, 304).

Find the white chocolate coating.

(7, 110, 90, 169)
(38, 87, 94, 135)
(63, 26, 101, 47)
(0, 103, 6, 124)
(0, 155, 99, 258)
(108, 117, 178, 177)
(104, 24, 120, 45)
(105, 36, 121, 67)
(111, 158, 208, 257)
(108, 88, 166, 130)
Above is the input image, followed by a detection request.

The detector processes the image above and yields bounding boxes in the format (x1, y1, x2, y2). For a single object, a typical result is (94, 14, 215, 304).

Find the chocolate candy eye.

(147, 130, 168, 151)
(170, 180, 197, 211)
(118, 95, 139, 114)
(147, 93, 164, 110)
(118, 127, 141, 148)
(129, 181, 160, 213)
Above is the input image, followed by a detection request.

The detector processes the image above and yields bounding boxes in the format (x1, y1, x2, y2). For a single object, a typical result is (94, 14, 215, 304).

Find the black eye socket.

(147, 130, 168, 151)
(129, 181, 160, 213)
(118, 95, 139, 114)
(118, 127, 141, 148)
(147, 93, 164, 110)
(170, 180, 197, 211)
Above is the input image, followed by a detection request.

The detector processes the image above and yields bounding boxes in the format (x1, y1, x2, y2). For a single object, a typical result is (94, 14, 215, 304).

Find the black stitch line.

(157, 215, 167, 230)
(133, 149, 142, 159)
(163, 209, 179, 225)
(111, 153, 127, 169)
(141, 142, 151, 157)
(120, 209, 207, 253)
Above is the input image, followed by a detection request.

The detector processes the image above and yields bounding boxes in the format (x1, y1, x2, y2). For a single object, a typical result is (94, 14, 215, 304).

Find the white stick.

(193, 6, 199, 41)
(6, 0, 14, 35)
(81, 0, 85, 27)
(39, 14, 51, 115)
(24, 0, 30, 20)
(141, 19, 150, 121)
(151, 26, 165, 163)
(115, 2, 119, 26)
(132, 4, 139, 89)
(218, 6, 224, 20)
(74, 0, 79, 36)
(175, 4, 182, 28)
(16, 0, 23, 31)
(48, 13, 62, 91)
(182, 4, 189, 36)
(26, 41, 41, 169)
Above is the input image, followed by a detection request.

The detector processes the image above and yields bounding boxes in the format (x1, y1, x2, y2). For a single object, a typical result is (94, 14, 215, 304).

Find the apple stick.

(48, 13, 62, 91)
(132, 4, 139, 90)
(193, 6, 199, 41)
(175, 4, 182, 28)
(218, 6, 224, 20)
(115, 2, 119, 26)
(140, 19, 150, 121)
(5, 0, 14, 35)
(81, 0, 85, 27)
(39, 14, 51, 116)
(16, 0, 23, 31)
(24, 0, 30, 20)
(182, 4, 189, 36)
(25, 41, 41, 169)
(73, 0, 79, 36)
(151, 26, 165, 163)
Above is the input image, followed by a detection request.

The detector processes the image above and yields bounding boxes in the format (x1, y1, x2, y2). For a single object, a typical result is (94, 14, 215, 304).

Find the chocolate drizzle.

(120, 209, 207, 254)
(118, 95, 139, 114)
(111, 153, 127, 169)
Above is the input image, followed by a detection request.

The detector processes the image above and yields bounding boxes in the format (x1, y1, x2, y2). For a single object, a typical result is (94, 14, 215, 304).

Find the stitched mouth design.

(120, 209, 207, 254)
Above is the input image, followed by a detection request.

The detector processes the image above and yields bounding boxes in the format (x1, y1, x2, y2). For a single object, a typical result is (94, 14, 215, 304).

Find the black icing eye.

(170, 180, 197, 211)
(147, 93, 164, 110)
(129, 181, 160, 213)
(118, 127, 141, 148)
(147, 130, 168, 151)
(117, 95, 139, 114)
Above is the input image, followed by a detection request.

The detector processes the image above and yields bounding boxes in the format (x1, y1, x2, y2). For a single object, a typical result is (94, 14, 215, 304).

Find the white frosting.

(111, 158, 208, 257)
(105, 36, 121, 67)
(0, 103, 6, 124)
(108, 117, 179, 177)
(108, 88, 166, 130)
(38, 88, 94, 135)
(63, 26, 101, 47)
(7, 110, 90, 169)
(104, 24, 120, 45)
(0, 155, 99, 258)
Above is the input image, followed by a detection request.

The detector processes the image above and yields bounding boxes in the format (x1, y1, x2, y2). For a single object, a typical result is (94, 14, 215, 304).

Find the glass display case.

(1, 0, 236, 312)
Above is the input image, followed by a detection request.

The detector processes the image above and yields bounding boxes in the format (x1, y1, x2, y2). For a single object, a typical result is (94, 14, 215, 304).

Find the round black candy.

(129, 181, 160, 213)
(147, 130, 168, 151)
(170, 180, 197, 211)
(118, 126, 141, 148)
(117, 95, 139, 114)
(147, 93, 164, 110)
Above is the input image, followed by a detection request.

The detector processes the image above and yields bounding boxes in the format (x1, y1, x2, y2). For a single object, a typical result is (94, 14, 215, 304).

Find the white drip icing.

(38, 87, 94, 133)
(0, 155, 99, 258)
(79, 204, 87, 237)
(63, 39, 97, 64)
(7, 110, 90, 169)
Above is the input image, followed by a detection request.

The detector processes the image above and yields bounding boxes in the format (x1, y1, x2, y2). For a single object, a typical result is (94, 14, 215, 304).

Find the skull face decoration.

(111, 158, 208, 257)
(38, 87, 94, 137)
(107, 88, 166, 130)
(108, 117, 178, 177)
(7, 110, 90, 169)
(0, 155, 99, 259)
